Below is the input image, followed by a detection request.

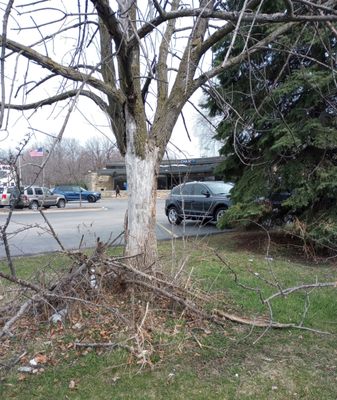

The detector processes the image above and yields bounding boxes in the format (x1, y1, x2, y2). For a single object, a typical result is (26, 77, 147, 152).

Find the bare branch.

(193, 22, 295, 93)
(134, 1, 337, 44)
(0, 0, 14, 129)
(0, 36, 124, 102)
(1, 89, 109, 114)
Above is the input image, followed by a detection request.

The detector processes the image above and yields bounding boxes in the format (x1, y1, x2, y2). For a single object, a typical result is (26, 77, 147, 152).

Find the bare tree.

(20, 137, 120, 187)
(1, 1, 337, 267)
(83, 136, 121, 171)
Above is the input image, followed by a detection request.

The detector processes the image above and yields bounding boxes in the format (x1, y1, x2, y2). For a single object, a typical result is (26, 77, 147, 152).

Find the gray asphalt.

(0, 198, 223, 257)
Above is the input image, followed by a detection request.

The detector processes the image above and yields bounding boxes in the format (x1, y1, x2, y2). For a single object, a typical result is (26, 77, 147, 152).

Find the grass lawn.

(0, 231, 336, 399)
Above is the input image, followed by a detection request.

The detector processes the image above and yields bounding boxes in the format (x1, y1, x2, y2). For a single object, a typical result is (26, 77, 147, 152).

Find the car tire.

(29, 201, 39, 211)
(262, 217, 273, 228)
(214, 207, 227, 223)
(167, 207, 182, 225)
(57, 199, 66, 208)
(87, 195, 96, 203)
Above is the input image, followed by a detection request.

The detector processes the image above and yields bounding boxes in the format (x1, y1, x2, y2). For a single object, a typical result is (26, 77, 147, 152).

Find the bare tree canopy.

(17, 136, 120, 187)
(1, 0, 337, 267)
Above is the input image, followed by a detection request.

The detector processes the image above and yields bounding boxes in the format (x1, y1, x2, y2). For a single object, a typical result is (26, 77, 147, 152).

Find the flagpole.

(42, 151, 44, 187)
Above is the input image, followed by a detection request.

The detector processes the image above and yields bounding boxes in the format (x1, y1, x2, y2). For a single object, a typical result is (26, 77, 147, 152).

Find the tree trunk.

(124, 114, 161, 269)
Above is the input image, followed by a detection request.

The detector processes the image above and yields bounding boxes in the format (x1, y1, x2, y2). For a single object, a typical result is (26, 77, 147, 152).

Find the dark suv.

(52, 186, 101, 203)
(165, 181, 233, 225)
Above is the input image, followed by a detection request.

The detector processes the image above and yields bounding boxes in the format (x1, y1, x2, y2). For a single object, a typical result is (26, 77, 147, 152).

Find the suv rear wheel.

(167, 207, 182, 225)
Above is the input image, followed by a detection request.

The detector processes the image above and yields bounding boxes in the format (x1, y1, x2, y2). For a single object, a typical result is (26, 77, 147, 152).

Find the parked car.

(267, 191, 292, 210)
(0, 186, 29, 209)
(165, 181, 233, 225)
(52, 186, 101, 203)
(256, 191, 293, 227)
(24, 186, 66, 210)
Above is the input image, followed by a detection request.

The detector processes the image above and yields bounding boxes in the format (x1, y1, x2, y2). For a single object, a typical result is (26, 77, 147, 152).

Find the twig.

(74, 341, 133, 352)
(0, 208, 16, 277)
(0, 350, 27, 371)
(213, 309, 331, 334)
(265, 282, 337, 303)
(52, 294, 130, 325)
(215, 252, 263, 294)
(39, 210, 67, 252)
(0, 298, 35, 338)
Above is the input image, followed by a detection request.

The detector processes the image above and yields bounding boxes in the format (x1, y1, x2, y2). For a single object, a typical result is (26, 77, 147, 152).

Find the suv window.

(193, 183, 207, 196)
(205, 182, 233, 195)
(26, 188, 33, 195)
(34, 187, 43, 195)
(172, 184, 193, 196)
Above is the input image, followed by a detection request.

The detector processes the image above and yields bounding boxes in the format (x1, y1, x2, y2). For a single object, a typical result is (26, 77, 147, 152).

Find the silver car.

(0, 186, 29, 209)
(24, 186, 66, 210)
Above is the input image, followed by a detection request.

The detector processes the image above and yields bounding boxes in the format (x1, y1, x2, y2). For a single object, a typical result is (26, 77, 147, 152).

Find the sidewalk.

(103, 190, 170, 199)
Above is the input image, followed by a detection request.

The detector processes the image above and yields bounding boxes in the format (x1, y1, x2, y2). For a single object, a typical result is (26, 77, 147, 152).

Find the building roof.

(98, 156, 224, 177)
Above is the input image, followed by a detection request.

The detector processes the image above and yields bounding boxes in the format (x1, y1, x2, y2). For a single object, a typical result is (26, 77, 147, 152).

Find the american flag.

(29, 147, 44, 157)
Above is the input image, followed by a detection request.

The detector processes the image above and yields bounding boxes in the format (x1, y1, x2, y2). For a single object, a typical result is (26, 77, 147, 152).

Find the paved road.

(0, 198, 223, 257)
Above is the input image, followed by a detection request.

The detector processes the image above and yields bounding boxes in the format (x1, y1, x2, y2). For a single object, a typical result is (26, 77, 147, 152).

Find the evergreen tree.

(205, 1, 337, 248)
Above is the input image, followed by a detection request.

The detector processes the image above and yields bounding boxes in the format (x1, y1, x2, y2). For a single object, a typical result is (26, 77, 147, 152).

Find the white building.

(0, 164, 14, 186)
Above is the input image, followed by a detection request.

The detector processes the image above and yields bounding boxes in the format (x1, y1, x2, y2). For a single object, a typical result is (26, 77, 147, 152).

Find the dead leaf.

(111, 375, 120, 384)
(68, 380, 76, 390)
(20, 356, 29, 364)
(34, 354, 48, 364)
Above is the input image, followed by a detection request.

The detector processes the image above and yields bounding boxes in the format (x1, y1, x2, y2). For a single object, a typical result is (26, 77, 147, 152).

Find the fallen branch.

(126, 280, 331, 334)
(0, 271, 44, 293)
(214, 309, 293, 328)
(214, 310, 331, 334)
(106, 258, 205, 300)
(125, 279, 211, 322)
